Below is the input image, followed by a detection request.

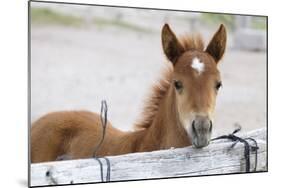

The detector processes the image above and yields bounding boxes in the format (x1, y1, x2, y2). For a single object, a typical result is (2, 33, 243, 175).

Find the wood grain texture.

(30, 128, 267, 187)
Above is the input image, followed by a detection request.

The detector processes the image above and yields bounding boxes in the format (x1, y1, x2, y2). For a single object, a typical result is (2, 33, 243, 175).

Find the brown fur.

(31, 24, 226, 163)
(134, 67, 173, 130)
(135, 34, 205, 130)
(179, 34, 204, 51)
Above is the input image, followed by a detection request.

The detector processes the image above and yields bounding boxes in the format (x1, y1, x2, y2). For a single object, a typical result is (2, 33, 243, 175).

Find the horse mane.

(179, 34, 204, 51)
(134, 67, 173, 130)
(134, 34, 205, 130)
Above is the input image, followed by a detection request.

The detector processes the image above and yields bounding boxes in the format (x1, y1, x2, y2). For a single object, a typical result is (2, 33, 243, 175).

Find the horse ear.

(205, 24, 227, 63)
(161, 24, 185, 64)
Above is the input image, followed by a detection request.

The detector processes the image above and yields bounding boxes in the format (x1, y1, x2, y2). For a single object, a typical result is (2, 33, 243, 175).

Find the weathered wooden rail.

(30, 128, 267, 187)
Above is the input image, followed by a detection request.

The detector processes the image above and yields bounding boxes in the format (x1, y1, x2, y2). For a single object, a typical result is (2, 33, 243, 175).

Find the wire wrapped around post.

(92, 100, 111, 182)
(211, 125, 259, 172)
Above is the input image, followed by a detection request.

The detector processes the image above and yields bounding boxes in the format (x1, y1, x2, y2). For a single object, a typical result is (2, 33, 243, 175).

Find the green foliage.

(92, 17, 152, 33)
(30, 7, 151, 33)
(251, 17, 267, 30)
(31, 8, 84, 27)
(201, 14, 236, 30)
(201, 13, 266, 31)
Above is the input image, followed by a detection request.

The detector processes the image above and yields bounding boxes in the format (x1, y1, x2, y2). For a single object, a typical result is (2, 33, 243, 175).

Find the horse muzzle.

(190, 116, 213, 148)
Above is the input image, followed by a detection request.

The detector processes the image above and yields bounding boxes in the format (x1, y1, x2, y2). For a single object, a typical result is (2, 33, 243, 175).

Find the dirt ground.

(31, 25, 267, 136)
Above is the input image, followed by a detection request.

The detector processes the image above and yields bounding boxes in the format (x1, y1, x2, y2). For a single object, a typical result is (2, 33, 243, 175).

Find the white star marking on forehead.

(191, 57, 205, 75)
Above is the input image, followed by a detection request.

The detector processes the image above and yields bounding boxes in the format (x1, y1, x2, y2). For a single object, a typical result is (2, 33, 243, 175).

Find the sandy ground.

(31, 25, 267, 136)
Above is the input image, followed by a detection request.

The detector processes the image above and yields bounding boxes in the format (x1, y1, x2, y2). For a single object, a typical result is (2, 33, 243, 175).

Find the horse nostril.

(192, 121, 197, 136)
(209, 120, 213, 132)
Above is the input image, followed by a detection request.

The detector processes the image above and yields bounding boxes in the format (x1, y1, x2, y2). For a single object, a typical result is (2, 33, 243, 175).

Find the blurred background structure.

(30, 2, 267, 135)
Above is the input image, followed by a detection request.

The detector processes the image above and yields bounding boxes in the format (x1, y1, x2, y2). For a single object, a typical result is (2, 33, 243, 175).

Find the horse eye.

(216, 81, 222, 90)
(174, 80, 183, 91)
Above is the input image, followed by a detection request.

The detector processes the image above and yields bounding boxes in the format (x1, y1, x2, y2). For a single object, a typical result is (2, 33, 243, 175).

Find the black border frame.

(28, 0, 268, 187)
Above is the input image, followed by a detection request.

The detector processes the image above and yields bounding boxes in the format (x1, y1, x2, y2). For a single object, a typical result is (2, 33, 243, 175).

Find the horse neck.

(137, 85, 191, 151)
